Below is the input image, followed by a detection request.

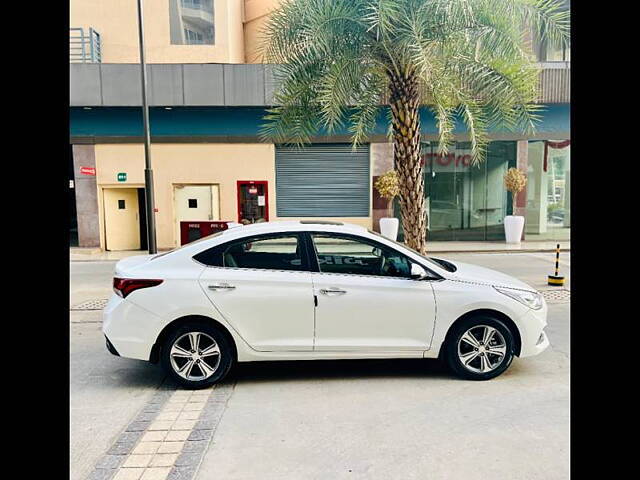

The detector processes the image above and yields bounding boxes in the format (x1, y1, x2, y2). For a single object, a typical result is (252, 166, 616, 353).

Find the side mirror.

(410, 263, 428, 280)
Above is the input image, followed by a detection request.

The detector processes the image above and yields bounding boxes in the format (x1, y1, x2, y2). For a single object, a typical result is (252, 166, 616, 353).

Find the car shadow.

(227, 357, 453, 384)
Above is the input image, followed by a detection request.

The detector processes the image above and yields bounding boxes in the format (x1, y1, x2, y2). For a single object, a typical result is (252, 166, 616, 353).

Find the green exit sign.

(117, 172, 127, 182)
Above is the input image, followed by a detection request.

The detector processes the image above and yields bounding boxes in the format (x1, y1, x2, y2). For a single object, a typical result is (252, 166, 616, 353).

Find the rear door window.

(194, 234, 307, 272)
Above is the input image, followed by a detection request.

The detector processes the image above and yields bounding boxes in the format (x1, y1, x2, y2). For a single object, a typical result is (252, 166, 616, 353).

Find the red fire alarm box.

(180, 221, 230, 246)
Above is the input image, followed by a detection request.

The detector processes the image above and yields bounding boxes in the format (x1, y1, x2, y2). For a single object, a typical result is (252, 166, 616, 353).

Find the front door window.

(311, 234, 412, 278)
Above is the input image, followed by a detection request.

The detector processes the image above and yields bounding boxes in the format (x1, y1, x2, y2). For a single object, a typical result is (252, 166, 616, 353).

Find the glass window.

(219, 235, 304, 271)
(312, 234, 412, 278)
(525, 140, 570, 241)
(169, 0, 215, 45)
(416, 141, 515, 242)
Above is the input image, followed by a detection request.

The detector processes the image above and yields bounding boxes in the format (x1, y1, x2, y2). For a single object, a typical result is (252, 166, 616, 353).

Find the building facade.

(70, 0, 570, 251)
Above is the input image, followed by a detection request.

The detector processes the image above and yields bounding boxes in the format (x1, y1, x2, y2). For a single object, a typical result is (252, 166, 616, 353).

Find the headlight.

(494, 286, 543, 310)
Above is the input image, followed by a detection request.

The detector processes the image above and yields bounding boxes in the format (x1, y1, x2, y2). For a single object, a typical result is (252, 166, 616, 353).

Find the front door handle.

(320, 288, 347, 295)
(208, 283, 236, 291)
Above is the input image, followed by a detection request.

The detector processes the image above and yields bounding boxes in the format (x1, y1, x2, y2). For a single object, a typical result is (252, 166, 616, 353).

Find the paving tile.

(182, 403, 205, 412)
(167, 465, 198, 480)
(171, 392, 192, 400)
(157, 442, 185, 454)
(113, 468, 144, 480)
(131, 442, 162, 455)
(181, 440, 207, 454)
(174, 452, 201, 467)
(194, 419, 219, 431)
(95, 455, 125, 470)
(122, 454, 152, 468)
(171, 420, 197, 431)
(187, 430, 212, 441)
(162, 403, 185, 413)
(176, 411, 200, 421)
(149, 420, 174, 431)
(126, 421, 151, 432)
(107, 443, 135, 456)
(119, 432, 144, 444)
(140, 467, 172, 480)
(87, 468, 118, 480)
(156, 411, 180, 422)
(165, 430, 190, 442)
(140, 431, 168, 443)
(150, 453, 179, 467)
(133, 412, 158, 422)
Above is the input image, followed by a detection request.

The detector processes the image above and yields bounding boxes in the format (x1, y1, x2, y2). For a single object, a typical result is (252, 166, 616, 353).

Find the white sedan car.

(103, 221, 548, 387)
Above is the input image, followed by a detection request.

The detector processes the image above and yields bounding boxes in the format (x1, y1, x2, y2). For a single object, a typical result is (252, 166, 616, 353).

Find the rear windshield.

(149, 231, 226, 260)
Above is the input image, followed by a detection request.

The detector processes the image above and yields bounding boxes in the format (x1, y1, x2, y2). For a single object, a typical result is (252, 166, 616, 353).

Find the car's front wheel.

(161, 322, 233, 389)
(444, 316, 515, 380)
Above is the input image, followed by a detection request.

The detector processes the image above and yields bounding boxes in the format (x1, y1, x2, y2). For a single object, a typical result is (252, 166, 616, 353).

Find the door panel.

(310, 233, 436, 351)
(199, 268, 315, 351)
(312, 274, 436, 351)
(104, 188, 140, 251)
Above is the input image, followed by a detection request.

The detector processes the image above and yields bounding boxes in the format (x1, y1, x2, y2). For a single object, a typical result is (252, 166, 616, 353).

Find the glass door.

(237, 181, 269, 224)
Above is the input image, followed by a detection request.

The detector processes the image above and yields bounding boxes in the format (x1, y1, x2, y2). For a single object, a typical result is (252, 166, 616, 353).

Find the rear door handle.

(208, 283, 236, 291)
(320, 288, 347, 295)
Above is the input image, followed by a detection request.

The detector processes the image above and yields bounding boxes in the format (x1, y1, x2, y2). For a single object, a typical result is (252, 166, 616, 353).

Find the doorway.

(103, 188, 141, 251)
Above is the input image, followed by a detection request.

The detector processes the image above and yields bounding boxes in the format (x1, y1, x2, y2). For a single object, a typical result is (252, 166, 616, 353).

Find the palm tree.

(260, 0, 569, 254)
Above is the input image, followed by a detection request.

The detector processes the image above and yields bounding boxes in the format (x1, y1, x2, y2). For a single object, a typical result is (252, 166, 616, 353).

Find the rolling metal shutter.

(275, 144, 370, 217)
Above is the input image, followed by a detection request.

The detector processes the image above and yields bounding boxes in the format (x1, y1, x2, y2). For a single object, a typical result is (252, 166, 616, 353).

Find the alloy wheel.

(169, 332, 221, 381)
(457, 325, 507, 374)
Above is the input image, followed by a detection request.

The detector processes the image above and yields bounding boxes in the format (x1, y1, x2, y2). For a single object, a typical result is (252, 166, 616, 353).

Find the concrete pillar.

(72, 145, 101, 247)
(370, 143, 394, 233)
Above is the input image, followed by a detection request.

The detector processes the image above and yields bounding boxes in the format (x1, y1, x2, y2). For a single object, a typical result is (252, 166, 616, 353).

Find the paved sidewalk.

(71, 240, 570, 262)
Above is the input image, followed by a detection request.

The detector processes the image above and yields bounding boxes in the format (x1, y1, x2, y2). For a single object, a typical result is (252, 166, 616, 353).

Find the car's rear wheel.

(444, 316, 515, 380)
(161, 322, 233, 389)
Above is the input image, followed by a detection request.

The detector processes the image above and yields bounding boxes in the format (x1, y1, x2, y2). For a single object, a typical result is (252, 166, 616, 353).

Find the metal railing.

(70, 27, 102, 63)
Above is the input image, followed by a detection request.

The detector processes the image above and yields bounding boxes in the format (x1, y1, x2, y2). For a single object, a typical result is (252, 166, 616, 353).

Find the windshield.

(366, 230, 450, 270)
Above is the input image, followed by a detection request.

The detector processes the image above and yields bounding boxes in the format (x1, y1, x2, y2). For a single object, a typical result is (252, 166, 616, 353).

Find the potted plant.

(374, 170, 400, 240)
(503, 167, 528, 244)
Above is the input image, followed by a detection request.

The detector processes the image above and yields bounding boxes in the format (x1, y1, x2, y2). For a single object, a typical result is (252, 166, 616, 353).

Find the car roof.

(222, 220, 367, 236)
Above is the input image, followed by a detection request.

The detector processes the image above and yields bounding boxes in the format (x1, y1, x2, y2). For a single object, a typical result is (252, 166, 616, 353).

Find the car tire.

(444, 315, 515, 381)
(160, 322, 234, 389)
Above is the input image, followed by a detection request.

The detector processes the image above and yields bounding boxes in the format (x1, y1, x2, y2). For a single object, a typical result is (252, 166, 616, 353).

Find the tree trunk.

(388, 69, 427, 254)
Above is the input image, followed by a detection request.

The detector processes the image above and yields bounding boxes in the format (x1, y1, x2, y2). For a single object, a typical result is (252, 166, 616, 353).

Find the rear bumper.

(102, 293, 163, 361)
(105, 335, 120, 356)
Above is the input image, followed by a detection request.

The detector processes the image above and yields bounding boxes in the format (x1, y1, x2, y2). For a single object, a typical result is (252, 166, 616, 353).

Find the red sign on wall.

(80, 166, 96, 176)
(180, 221, 230, 246)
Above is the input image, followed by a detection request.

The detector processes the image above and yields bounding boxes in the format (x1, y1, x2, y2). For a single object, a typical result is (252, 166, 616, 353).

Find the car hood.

(445, 260, 535, 291)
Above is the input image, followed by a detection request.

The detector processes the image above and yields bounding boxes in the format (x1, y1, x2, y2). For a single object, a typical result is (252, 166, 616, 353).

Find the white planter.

(504, 215, 525, 244)
(379, 217, 400, 241)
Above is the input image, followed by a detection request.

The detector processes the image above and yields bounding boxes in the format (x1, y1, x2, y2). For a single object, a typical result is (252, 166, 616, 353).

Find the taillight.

(113, 278, 163, 298)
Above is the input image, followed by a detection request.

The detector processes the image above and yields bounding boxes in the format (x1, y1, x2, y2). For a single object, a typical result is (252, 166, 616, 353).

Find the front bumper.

(517, 300, 550, 358)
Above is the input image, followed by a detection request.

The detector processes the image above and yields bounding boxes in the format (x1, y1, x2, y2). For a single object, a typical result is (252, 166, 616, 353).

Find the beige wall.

(94, 142, 373, 250)
(71, 0, 244, 63)
(243, 0, 281, 63)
